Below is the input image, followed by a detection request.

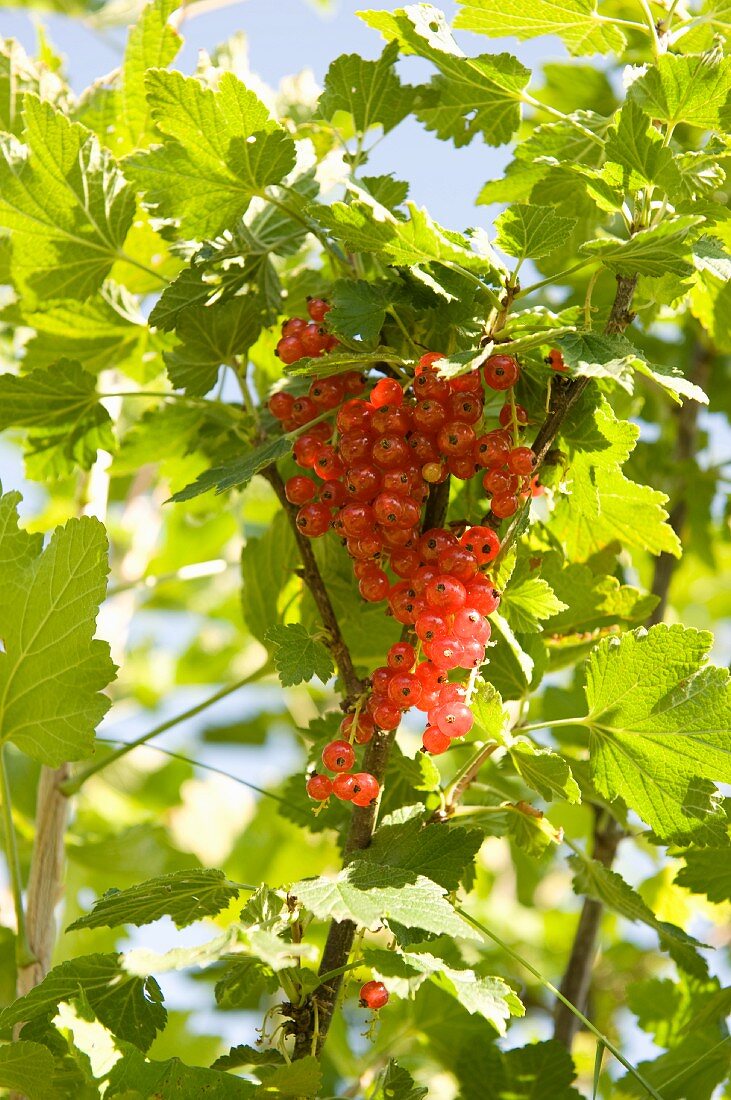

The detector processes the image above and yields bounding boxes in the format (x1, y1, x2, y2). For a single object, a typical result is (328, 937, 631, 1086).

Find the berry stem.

(441, 740, 500, 815)
(264, 465, 366, 704)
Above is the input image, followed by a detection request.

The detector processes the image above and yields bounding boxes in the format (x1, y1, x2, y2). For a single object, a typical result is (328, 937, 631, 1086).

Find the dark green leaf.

(67, 868, 243, 931)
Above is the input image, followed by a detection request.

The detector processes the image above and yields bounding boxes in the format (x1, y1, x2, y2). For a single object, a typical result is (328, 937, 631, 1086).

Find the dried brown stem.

(553, 810, 624, 1046)
(263, 465, 365, 703)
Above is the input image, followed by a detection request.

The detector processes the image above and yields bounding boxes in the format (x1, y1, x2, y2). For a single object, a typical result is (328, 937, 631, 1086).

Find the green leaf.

(320, 42, 414, 135)
(67, 868, 243, 931)
(540, 556, 657, 636)
(212, 1045, 285, 1071)
(283, 345, 406, 378)
(363, 809, 483, 891)
(570, 856, 705, 960)
(118, 0, 182, 151)
(21, 283, 158, 380)
(510, 740, 581, 803)
(264, 623, 335, 687)
(369, 1061, 428, 1100)
(0, 1041, 56, 1100)
(581, 216, 704, 278)
(494, 204, 577, 261)
(0, 492, 114, 765)
(164, 295, 266, 396)
(0, 360, 113, 471)
(486, 1040, 583, 1099)
(604, 98, 681, 197)
(313, 197, 495, 275)
(169, 434, 293, 501)
(557, 331, 708, 405)
(0, 96, 135, 301)
(501, 557, 568, 634)
(471, 680, 510, 742)
(0, 954, 166, 1051)
(327, 279, 389, 346)
(0, 38, 68, 137)
(631, 48, 731, 129)
(454, 0, 626, 56)
(106, 1048, 257, 1098)
(124, 70, 296, 238)
(552, 396, 681, 560)
(123, 926, 241, 976)
(292, 861, 480, 941)
(583, 625, 731, 843)
(360, 6, 530, 146)
(675, 848, 731, 904)
(241, 511, 299, 645)
(256, 1056, 322, 1097)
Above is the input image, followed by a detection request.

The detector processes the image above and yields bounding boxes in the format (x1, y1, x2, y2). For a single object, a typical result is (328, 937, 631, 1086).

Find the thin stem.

(637, 0, 661, 56)
(457, 908, 664, 1100)
(93, 738, 309, 819)
(583, 268, 601, 329)
(263, 466, 365, 703)
(0, 748, 34, 967)
(60, 670, 269, 796)
(519, 260, 595, 297)
(443, 741, 499, 812)
(517, 717, 585, 733)
(264, 191, 352, 276)
(520, 95, 604, 146)
(116, 251, 169, 285)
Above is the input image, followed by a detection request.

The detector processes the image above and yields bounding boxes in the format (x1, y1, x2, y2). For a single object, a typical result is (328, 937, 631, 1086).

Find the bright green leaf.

(264, 622, 335, 687)
(68, 868, 243, 931)
(495, 204, 577, 261)
(454, 0, 626, 56)
(320, 42, 414, 135)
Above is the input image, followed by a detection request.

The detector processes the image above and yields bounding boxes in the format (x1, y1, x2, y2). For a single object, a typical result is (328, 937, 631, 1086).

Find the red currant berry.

(507, 447, 536, 476)
(277, 336, 306, 365)
(309, 378, 345, 409)
(459, 638, 486, 668)
(371, 699, 401, 730)
(371, 666, 393, 694)
(290, 397, 318, 426)
(491, 493, 519, 518)
(448, 393, 483, 424)
(412, 399, 448, 434)
(389, 548, 421, 578)
(319, 479, 347, 506)
(322, 740, 356, 772)
(459, 526, 500, 565)
(425, 574, 467, 613)
(281, 317, 307, 338)
(359, 567, 390, 602)
(387, 642, 416, 670)
(415, 610, 448, 644)
(296, 502, 331, 537)
(371, 378, 404, 408)
(285, 475, 316, 505)
(547, 348, 567, 372)
(483, 354, 520, 390)
(340, 712, 376, 745)
(268, 391, 295, 420)
(448, 369, 482, 394)
(408, 432, 439, 464)
(453, 607, 491, 644)
(422, 726, 451, 754)
(499, 403, 528, 428)
(418, 528, 457, 563)
(414, 660, 447, 689)
(307, 773, 332, 801)
(337, 399, 372, 433)
(343, 371, 366, 394)
(466, 577, 501, 616)
(448, 455, 478, 480)
(372, 406, 411, 434)
(351, 773, 381, 807)
(345, 465, 382, 502)
(307, 297, 331, 323)
(433, 701, 473, 738)
(300, 322, 326, 358)
(439, 546, 478, 582)
(332, 773, 357, 801)
(387, 673, 422, 708)
(437, 421, 476, 457)
(475, 431, 511, 468)
(313, 445, 345, 480)
(359, 979, 389, 1009)
(483, 468, 519, 496)
(423, 636, 463, 671)
(373, 435, 411, 470)
(339, 429, 374, 465)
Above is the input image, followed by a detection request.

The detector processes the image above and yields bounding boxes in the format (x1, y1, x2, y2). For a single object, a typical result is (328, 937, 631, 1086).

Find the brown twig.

(553, 809, 625, 1046)
(290, 477, 451, 1060)
(263, 465, 365, 704)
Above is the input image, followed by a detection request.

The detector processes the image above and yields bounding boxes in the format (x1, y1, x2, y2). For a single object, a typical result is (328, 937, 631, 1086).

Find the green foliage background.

(0, 1, 729, 1097)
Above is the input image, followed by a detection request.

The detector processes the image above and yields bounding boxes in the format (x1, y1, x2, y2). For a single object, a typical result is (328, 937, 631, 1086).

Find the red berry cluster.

(274, 297, 339, 365)
(270, 339, 540, 798)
